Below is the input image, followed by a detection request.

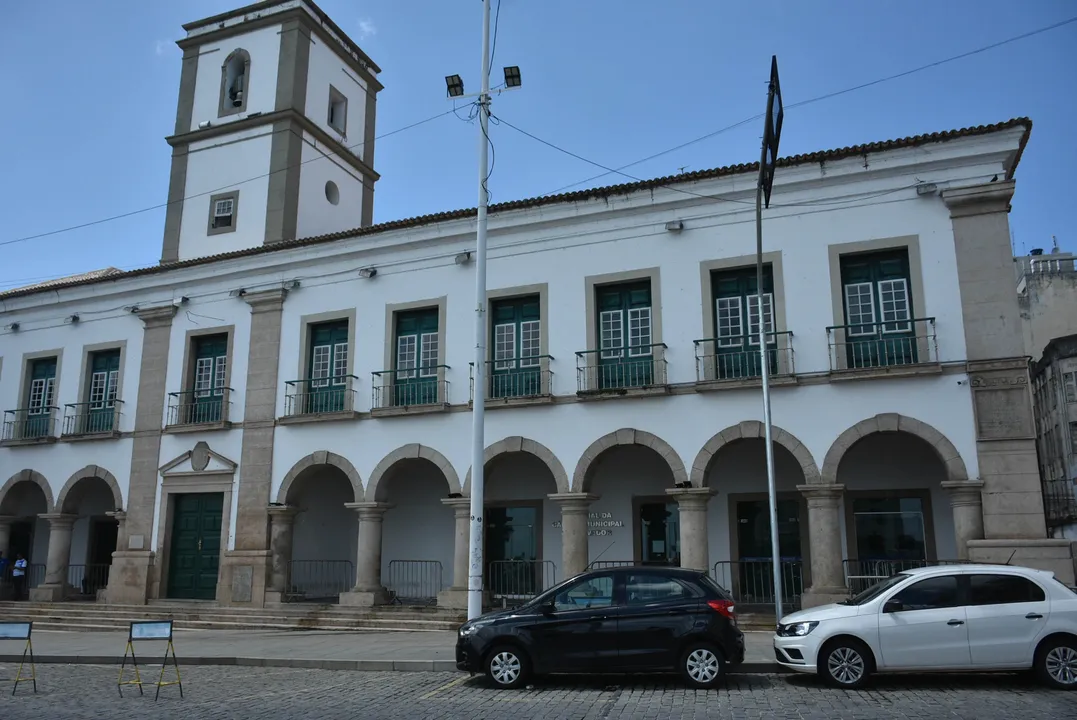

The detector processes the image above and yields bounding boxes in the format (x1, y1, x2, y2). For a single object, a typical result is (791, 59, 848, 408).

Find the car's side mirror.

(883, 599, 903, 614)
(538, 600, 555, 614)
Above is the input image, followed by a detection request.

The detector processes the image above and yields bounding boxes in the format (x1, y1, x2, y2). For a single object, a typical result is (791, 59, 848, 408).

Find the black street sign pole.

(756, 55, 784, 623)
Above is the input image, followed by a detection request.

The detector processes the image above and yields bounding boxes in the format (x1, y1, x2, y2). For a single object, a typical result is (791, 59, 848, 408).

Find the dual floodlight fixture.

(444, 66, 522, 99)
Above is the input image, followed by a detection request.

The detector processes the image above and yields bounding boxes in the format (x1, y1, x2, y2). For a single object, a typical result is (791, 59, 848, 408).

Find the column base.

(437, 587, 487, 610)
(219, 550, 272, 606)
(29, 583, 66, 602)
(339, 587, 391, 607)
(968, 539, 1077, 586)
(103, 551, 154, 605)
(800, 586, 850, 609)
(264, 590, 285, 606)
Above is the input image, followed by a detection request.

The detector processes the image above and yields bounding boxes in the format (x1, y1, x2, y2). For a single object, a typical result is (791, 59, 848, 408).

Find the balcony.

(1, 407, 59, 446)
(165, 388, 233, 431)
(693, 332, 796, 390)
(62, 401, 123, 439)
(280, 376, 360, 425)
(371, 366, 450, 416)
(575, 343, 669, 398)
(469, 356, 554, 408)
(826, 317, 939, 378)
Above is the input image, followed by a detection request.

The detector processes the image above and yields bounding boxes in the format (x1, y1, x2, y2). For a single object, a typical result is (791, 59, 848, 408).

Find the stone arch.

(572, 428, 688, 493)
(690, 421, 821, 487)
(0, 469, 55, 513)
(463, 436, 570, 495)
(365, 444, 462, 502)
(819, 413, 969, 485)
(277, 451, 363, 505)
(56, 466, 124, 514)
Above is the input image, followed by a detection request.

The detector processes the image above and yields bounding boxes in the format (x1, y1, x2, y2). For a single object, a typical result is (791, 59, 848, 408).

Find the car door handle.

(947, 619, 964, 626)
(1026, 613, 1043, 620)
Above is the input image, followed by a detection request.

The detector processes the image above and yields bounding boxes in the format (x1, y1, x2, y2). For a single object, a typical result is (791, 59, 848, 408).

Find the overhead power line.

(542, 14, 1077, 196)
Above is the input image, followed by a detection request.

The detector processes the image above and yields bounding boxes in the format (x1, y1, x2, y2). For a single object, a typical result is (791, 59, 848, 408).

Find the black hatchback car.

(456, 566, 744, 688)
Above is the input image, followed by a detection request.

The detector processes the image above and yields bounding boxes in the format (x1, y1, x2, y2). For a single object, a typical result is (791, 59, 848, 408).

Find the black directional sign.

(760, 55, 784, 209)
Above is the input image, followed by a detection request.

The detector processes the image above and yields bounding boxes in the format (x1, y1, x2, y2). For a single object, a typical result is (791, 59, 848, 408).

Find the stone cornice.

(941, 180, 1015, 218)
(243, 287, 289, 312)
(136, 305, 178, 328)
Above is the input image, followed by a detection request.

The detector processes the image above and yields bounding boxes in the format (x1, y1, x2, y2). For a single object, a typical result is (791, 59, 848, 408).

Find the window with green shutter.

(490, 296, 541, 398)
(190, 334, 228, 422)
(306, 320, 349, 413)
(595, 281, 654, 388)
(394, 309, 439, 405)
(839, 249, 917, 367)
(711, 265, 775, 378)
(85, 349, 120, 433)
(25, 356, 58, 438)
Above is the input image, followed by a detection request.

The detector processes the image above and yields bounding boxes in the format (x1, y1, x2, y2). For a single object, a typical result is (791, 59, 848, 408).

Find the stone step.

(0, 612, 459, 633)
(0, 601, 464, 619)
(0, 606, 459, 622)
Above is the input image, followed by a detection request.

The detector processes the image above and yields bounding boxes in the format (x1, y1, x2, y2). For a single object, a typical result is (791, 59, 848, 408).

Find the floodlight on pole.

(503, 66, 521, 88)
(445, 74, 465, 98)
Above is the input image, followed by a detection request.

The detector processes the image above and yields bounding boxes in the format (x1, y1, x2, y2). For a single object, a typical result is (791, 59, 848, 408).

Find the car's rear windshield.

(698, 574, 733, 600)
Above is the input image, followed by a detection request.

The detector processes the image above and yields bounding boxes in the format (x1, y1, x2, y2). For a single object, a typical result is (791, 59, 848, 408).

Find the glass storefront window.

(639, 502, 680, 565)
(852, 496, 926, 561)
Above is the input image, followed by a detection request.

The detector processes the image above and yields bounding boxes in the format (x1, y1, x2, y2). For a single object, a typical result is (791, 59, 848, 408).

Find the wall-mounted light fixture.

(125, 305, 140, 314)
(229, 288, 247, 298)
(286, 279, 301, 289)
(7, 322, 20, 332)
(66, 314, 80, 324)
(665, 220, 684, 232)
(916, 182, 938, 196)
(358, 267, 377, 279)
(455, 251, 472, 265)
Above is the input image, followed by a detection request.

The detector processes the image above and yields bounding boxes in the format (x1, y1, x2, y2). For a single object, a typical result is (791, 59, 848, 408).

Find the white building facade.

(1, 1, 1072, 612)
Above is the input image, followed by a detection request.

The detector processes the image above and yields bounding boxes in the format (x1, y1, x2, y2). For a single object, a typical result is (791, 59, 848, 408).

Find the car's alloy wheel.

(1038, 640, 1077, 690)
(680, 643, 725, 689)
(823, 644, 869, 689)
(485, 646, 529, 689)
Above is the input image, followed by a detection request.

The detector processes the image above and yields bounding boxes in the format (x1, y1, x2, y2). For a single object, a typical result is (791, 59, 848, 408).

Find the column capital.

(941, 480, 984, 508)
(345, 502, 393, 520)
(243, 288, 289, 312)
(267, 505, 300, 520)
(38, 513, 78, 529)
(798, 483, 844, 506)
(136, 305, 178, 328)
(105, 510, 126, 522)
(548, 492, 599, 510)
(665, 487, 715, 510)
(941, 180, 1015, 218)
(0, 515, 17, 527)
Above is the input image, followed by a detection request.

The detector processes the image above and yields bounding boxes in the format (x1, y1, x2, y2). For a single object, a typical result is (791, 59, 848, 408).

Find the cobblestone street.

(2, 665, 1076, 719)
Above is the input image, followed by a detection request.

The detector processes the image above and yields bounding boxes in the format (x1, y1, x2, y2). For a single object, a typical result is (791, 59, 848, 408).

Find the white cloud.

(357, 18, 376, 40)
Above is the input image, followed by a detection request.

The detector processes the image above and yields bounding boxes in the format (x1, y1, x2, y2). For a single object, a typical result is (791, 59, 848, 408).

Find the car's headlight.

(777, 621, 819, 637)
(459, 621, 491, 637)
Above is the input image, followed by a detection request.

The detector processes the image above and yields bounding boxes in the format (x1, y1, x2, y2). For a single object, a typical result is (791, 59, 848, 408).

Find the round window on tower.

(325, 181, 340, 205)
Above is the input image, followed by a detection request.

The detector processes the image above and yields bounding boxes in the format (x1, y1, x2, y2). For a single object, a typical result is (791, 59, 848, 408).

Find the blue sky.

(1, 0, 1074, 290)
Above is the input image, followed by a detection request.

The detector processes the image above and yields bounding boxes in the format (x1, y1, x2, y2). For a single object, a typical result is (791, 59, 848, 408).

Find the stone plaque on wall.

(972, 386, 1033, 440)
(232, 565, 253, 603)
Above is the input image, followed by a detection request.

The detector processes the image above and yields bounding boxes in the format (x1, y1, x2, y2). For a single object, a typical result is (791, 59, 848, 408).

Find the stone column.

(942, 480, 985, 560)
(437, 497, 472, 609)
(30, 513, 78, 602)
(107, 305, 177, 605)
(550, 493, 599, 579)
(799, 484, 847, 608)
(226, 288, 289, 607)
(0, 515, 14, 560)
(666, 488, 715, 572)
(265, 506, 299, 604)
(340, 502, 392, 606)
(105, 510, 127, 552)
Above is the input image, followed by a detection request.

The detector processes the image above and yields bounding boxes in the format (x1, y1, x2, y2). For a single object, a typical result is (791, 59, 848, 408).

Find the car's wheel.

(1035, 637, 1077, 690)
(819, 638, 872, 689)
(680, 642, 726, 689)
(484, 645, 530, 689)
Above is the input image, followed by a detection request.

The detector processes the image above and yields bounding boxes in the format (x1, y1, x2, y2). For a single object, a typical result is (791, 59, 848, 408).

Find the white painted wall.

(295, 137, 366, 239)
(187, 25, 283, 133)
(380, 459, 455, 593)
(303, 34, 368, 145)
(290, 468, 357, 572)
(177, 130, 273, 261)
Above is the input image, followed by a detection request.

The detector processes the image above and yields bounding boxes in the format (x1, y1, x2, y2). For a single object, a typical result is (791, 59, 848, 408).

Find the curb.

(0, 655, 788, 674)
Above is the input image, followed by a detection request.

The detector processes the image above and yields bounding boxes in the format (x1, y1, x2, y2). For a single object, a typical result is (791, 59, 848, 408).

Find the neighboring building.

(1032, 335, 1077, 539)
(1, 1, 1073, 613)
(1017, 245, 1077, 361)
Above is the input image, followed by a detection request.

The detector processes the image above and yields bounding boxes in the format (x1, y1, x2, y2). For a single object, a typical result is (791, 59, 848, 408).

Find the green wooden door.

(307, 320, 349, 413)
(167, 493, 223, 600)
(840, 250, 916, 368)
(597, 282, 653, 389)
(490, 297, 541, 398)
(191, 335, 227, 423)
(394, 309, 439, 406)
(25, 357, 57, 438)
(86, 349, 120, 433)
(712, 267, 776, 379)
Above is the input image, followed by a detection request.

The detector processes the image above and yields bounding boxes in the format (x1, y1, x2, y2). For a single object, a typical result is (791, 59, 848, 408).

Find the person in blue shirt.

(12, 553, 27, 601)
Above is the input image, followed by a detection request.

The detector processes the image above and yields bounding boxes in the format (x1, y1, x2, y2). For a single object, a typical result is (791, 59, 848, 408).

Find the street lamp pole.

(467, 0, 493, 621)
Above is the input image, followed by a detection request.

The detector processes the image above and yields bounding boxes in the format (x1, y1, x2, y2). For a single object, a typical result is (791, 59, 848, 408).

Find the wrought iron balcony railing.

(166, 388, 233, 426)
(371, 366, 450, 409)
(575, 343, 668, 393)
(469, 356, 554, 402)
(2, 407, 59, 442)
(284, 376, 358, 416)
(693, 331, 795, 382)
(826, 317, 937, 371)
(62, 401, 123, 436)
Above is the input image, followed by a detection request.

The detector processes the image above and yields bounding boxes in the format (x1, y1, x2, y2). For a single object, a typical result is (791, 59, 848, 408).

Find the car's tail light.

(707, 599, 736, 620)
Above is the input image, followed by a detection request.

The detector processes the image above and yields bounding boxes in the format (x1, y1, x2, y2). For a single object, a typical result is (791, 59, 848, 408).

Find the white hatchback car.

(773, 564, 1077, 689)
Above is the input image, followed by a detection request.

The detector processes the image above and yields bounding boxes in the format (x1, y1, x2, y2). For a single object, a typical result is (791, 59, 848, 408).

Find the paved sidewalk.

(0, 628, 777, 672)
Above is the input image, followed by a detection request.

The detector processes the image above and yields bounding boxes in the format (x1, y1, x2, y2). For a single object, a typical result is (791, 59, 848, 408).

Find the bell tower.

(160, 1, 382, 263)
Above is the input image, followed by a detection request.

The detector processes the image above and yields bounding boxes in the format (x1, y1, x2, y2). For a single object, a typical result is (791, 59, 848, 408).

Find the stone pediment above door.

(159, 440, 238, 477)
